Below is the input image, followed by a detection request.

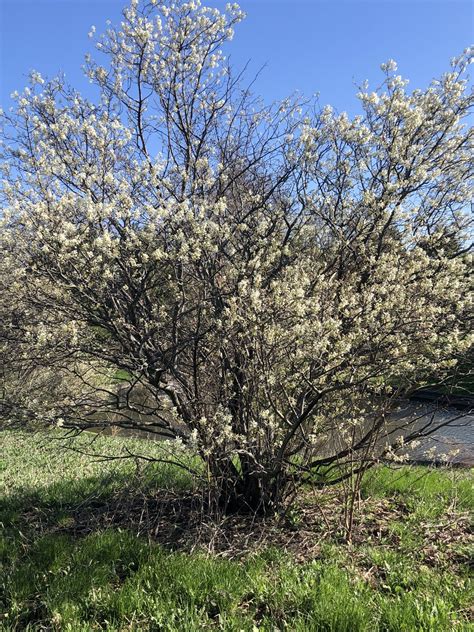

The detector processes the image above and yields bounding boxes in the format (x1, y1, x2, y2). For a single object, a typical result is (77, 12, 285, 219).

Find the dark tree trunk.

(210, 456, 285, 515)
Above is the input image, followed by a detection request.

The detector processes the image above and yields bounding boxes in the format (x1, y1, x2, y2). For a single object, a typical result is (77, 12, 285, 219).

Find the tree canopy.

(1, 0, 472, 512)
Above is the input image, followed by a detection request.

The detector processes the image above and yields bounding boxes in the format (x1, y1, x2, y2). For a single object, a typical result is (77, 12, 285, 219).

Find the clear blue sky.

(1, 0, 473, 115)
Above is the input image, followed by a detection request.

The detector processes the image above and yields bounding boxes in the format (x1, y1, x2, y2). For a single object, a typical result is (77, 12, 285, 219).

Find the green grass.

(1, 429, 473, 631)
(0, 429, 195, 498)
(362, 465, 474, 513)
(111, 369, 133, 382)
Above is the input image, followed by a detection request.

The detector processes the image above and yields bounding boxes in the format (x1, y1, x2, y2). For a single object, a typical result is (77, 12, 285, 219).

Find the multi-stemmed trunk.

(209, 455, 286, 515)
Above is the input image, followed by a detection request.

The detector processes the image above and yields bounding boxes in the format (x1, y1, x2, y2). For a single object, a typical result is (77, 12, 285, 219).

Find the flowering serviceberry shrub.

(1, 0, 472, 512)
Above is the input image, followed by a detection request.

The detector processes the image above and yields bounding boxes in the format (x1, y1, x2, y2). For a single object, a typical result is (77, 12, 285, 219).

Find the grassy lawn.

(1, 430, 473, 631)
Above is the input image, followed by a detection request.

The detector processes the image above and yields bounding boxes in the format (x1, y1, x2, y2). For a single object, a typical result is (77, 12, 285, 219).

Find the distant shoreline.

(410, 389, 474, 411)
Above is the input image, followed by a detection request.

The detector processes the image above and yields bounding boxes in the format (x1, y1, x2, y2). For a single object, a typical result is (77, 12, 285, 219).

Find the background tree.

(1, 0, 472, 513)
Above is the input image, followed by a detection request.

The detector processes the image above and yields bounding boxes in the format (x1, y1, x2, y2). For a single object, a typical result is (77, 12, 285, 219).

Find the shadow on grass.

(2, 464, 473, 563)
(1, 466, 473, 631)
(1, 467, 210, 551)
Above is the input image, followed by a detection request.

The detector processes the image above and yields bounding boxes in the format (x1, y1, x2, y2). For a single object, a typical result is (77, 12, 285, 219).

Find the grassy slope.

(1, 430, 473, 631)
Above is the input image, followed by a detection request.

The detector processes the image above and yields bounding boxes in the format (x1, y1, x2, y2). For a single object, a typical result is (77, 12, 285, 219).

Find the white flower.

(381, 59, 398, 73)
(29, 70, 45, 85)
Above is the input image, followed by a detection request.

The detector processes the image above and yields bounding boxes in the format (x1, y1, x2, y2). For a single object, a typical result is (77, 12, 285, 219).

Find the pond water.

(387, 402, 474, 467)
(87, 400, 474, 467)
